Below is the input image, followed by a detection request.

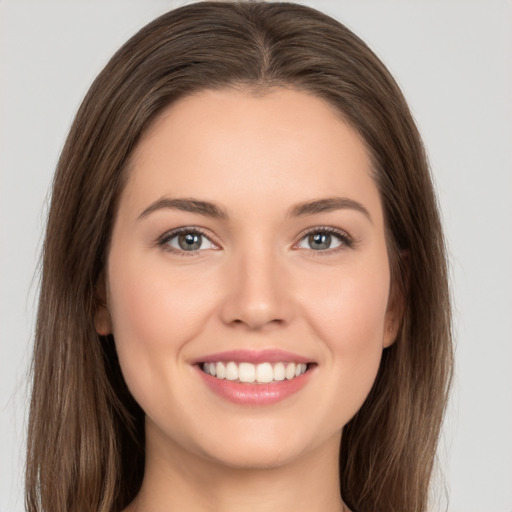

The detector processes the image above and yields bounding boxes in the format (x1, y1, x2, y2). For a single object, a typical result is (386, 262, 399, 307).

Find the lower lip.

(196, 366, 313, 406)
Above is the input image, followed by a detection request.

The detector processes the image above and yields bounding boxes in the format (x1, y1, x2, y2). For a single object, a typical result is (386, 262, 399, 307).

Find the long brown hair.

(26, 3, 452, 511)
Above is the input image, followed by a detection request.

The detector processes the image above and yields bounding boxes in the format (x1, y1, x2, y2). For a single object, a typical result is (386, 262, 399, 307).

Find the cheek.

(298, 259, 390, 413)
(302, 260, 390, 346)
(108, 252, 217, 338)
(105, 253, 218, 405)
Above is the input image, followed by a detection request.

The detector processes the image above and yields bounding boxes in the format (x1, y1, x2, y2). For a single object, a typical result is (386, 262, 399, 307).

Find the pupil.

(178, 232, 201, 251)
(309, 232, 331, 250)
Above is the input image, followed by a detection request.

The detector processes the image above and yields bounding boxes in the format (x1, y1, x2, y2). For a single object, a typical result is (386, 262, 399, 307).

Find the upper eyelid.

(296, 226, 352, 241)
(299, 225, 349, 235)
(156, 226, 219, 249)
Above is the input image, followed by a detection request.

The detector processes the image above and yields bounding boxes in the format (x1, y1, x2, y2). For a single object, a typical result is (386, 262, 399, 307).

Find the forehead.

(121, 87, 382, 223)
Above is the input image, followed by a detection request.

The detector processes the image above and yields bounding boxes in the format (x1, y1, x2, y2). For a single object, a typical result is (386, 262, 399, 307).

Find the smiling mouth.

(200, 361, 312, 384)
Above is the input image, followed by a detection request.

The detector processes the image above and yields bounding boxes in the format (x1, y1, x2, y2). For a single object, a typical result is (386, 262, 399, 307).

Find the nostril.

(229, 317, 285, 330)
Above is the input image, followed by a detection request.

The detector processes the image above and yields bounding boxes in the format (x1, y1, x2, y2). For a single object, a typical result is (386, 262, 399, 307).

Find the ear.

(383, 252, 408, 348)
(94, 274, 112, 336)
(383, 309, 401, 348)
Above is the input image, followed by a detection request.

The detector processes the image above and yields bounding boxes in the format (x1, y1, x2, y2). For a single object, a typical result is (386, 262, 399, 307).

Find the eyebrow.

(138, 195, 371, 223)
(288, 197, 372, 222)
(138, 197, 228, 220)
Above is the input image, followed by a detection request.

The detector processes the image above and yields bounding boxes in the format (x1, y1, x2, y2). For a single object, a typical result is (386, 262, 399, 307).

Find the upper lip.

(193, 349, 313, 365)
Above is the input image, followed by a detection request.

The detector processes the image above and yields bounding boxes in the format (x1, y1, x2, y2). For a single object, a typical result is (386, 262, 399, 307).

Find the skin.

(95, 88, 400, 512)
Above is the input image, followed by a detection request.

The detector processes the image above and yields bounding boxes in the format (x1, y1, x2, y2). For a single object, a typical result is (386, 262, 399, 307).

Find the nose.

(219, 245, 294, 331)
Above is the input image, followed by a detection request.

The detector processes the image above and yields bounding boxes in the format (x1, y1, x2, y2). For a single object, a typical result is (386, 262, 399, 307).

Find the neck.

(126, 423, 346, 512)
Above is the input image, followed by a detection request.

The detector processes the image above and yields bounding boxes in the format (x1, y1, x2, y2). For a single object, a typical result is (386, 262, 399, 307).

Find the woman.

(26, 2, 452, 511)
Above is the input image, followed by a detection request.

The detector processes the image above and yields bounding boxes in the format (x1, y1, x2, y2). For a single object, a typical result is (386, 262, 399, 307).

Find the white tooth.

(285, 363, 296, 380)
(202, 362, 209, 374)
(225, 361, 238, 381)
(299, 363, 307, 375)
(216, 362, 226, 379)
(273, 362, 285, 381)
(256, 362, 273, 383)
(295, 364, 302, 377)
(208, 362, 216, 376)
(239, 362, 256, 383)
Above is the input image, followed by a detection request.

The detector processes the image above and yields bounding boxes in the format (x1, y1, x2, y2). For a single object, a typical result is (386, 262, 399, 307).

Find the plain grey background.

(1, 1, 511, 511)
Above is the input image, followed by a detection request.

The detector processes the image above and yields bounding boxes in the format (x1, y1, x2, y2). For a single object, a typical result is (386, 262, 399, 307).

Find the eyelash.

(156, 227, 216, 256)
(156, 226, 355, 256)
(295, 226, 355, 253)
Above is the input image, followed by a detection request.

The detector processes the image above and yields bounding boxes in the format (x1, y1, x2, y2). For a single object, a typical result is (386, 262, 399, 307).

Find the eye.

(296, 228, 352, 251)
(159, 228, 216, 253)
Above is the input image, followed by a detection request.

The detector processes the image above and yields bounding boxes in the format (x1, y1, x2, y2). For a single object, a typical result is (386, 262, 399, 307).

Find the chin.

(202, 442, 305, 471)
(191, 419, 338, 471)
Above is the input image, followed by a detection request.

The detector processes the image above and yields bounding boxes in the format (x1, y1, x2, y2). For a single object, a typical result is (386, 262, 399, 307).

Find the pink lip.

(193, 349, 312, 365)
(196, 368, 314, 406)
(194, 351, 316, 406)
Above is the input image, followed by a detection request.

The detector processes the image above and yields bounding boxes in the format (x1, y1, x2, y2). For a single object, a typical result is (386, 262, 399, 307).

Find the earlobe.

(94, 276, 112, 336)
(94, 301, 112, 336)
(383, 294, 404, 347)
(383, 316, 400, 348)
(383, 251, 409, 348)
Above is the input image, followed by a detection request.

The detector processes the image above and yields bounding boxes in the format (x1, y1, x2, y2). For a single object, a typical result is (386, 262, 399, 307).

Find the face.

(96, 88, 399, 470)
